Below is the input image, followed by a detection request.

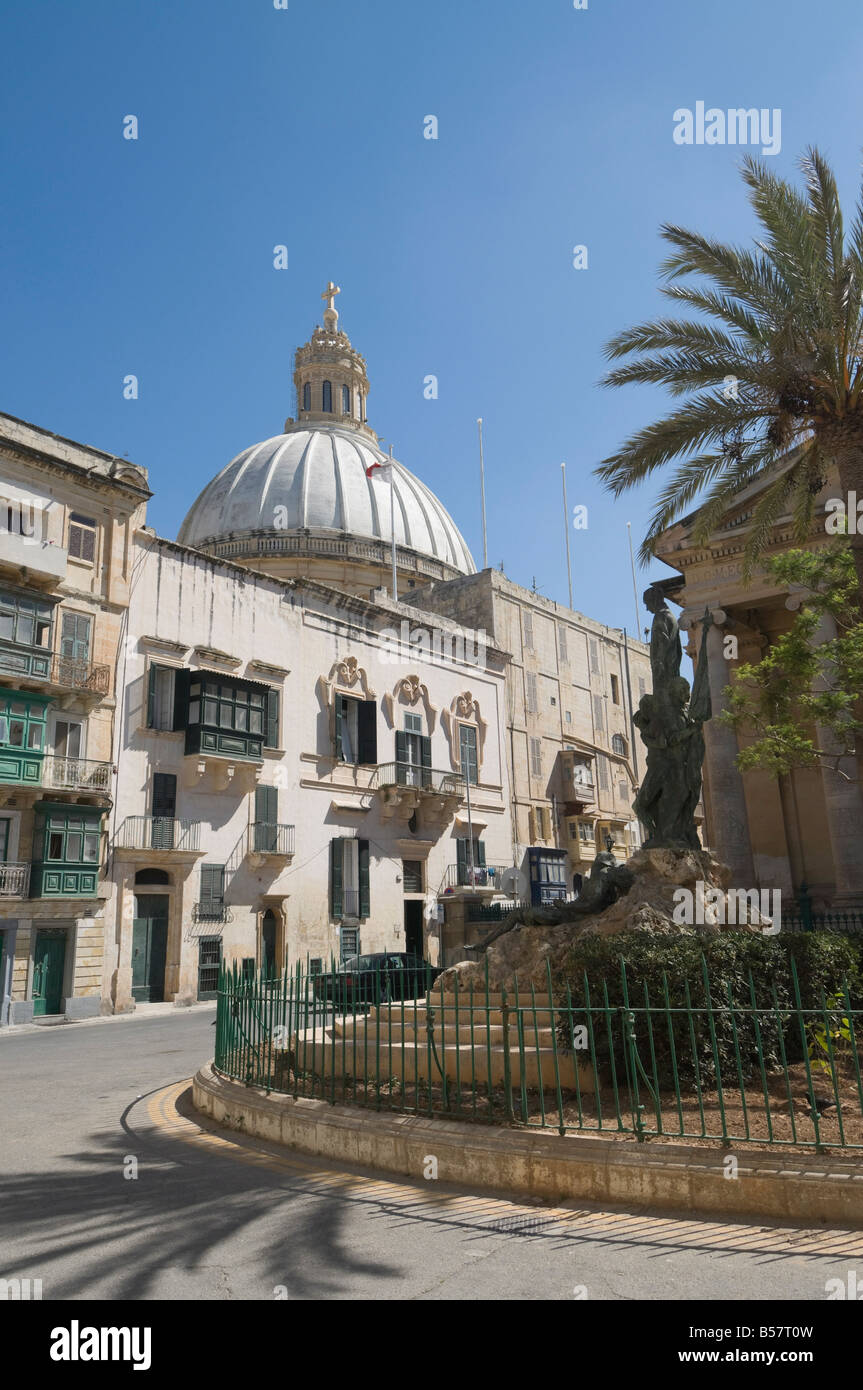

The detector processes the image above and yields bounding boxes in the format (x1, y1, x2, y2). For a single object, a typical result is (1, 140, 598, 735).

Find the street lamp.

(604, 832, 615, 854)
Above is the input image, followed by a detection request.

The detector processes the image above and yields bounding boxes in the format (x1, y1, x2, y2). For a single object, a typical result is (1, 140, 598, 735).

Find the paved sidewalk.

(0, 999, 216, 1038)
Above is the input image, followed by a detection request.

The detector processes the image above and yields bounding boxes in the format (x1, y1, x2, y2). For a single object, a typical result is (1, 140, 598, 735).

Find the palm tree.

(597, 148, 863, 582)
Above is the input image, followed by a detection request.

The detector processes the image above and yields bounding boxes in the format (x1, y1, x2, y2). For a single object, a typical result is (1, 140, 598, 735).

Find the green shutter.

(330, 838, 343, 919)
(420, 735, 432, 789)
(358, 839, 370, 919)
(395, 729, 407, 783)
(200, 864, 225, 909)
(265, 690, 280, 748)
(174, 669, 190, 738)
(334, 695, 344, 760)
(255, 784, 278, 824)
(147, 664, 158, 729)
(476, 839, 486, 867)
(357, 700, 377, 765)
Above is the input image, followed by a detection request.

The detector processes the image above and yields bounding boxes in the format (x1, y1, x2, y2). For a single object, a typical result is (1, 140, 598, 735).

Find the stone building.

(107, 535, 512, 1005)
(408, 570, 652, 909)
(0, 413, 149, 1023)
(653, 458, 863, 907)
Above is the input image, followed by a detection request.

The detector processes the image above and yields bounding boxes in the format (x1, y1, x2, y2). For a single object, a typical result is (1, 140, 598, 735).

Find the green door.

(132, 894, 169, 1002)
(32, 929, 66, 1016)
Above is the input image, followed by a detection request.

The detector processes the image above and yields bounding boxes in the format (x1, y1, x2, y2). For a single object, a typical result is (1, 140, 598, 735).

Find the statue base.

(441, 847, 769, 994)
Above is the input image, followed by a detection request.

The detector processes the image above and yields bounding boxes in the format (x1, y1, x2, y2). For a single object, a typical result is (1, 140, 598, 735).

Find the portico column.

(808, 609, 863, 903)
(693, 609, 756, 884)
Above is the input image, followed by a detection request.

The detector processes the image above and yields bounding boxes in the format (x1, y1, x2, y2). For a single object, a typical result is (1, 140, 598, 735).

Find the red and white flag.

(366, 460, 393, 479)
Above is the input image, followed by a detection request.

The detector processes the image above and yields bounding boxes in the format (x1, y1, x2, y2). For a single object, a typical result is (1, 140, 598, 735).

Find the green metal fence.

(213, 956, 863, 1152)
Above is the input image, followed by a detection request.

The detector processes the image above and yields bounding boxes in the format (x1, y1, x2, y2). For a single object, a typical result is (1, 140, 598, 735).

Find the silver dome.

(177, 426, 475, 575)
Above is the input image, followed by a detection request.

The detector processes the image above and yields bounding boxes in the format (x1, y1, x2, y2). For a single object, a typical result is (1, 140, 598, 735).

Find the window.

(322, 380, 333, 412)
(589, 639, 599, 674)
(0, 694, 48, 753)
(330, 837, 369, 919)
(0, 590, 53, 677)
(253, 785, 279, 852)
(60, 612, 91, 665)
(550, 696, 557, 707)
(568, 821, 578, 841)
(523, 610, 534, 651)
(529, 736, 542, 777)
(68, 514, 97, 563)
(334, 694, 377, 765)
(618, 780, 629, 803)
(596, 755, 609, 791)
(612, 733, 627, 756)
(340, 927, 360, 961)
(558, 624, 568, 663)
(611, 673, 620, 705)
(302, 382, 311, 410)
(53, 718, 83, 760)
(565, 710, 572, 723)
(578, 820, 594, 844)
(456, 837, 486, 886)
(395, 715, 431, 788)
(638, 677, 647, 699)
(593, 694, 604, 733)
(342, 385, 351, 414)
(458, 723, 478, 785)
(526, 671, 538, 714)
(402, 860, 423, 893)
(147, 665, 176, 731)
(180, 673, 274, 761)
(198, 864, 226, 919)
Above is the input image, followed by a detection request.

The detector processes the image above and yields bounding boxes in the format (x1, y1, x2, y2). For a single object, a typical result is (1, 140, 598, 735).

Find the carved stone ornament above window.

(382, 675, 437, 733)
(318, 655, 376, 706)
(442, 691, 487, 772)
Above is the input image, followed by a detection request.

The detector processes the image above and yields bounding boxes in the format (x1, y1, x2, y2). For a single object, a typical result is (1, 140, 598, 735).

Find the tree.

(597, 148, 863, 585)
(720, 541, 863, 776)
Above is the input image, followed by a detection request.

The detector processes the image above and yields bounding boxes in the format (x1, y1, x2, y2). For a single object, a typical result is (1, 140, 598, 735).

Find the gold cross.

(322, 281, 341, 313)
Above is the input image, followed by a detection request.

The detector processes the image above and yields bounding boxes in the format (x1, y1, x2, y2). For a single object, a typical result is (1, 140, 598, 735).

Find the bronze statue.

(633, 589, 712, 849)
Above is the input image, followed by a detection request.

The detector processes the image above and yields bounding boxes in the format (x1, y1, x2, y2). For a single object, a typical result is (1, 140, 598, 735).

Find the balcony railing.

(115, 816, 203, 853)
(441, 863, 510, 891)
(372, 763, 465, 796)
(0, 862, 30, 897)
(42, 756, 113, 793)
(338, 888, 361, 918)
(247, 823, 295, 857)
(192, 900, 233, 924)
(50, 654, 111, 695)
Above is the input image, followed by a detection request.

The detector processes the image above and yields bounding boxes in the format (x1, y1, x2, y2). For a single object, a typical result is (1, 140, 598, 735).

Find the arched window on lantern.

(302, 382, 311, 411)
(322, 381, 333, 413)
(342, 385, 351, 415)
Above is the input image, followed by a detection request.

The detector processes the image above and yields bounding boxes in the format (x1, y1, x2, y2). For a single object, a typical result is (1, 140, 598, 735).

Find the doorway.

(32, 928, 67, 1016)
(132, 894, 169, 1002)
(404, 900, 424, 959)
(261, 909, 277, 976)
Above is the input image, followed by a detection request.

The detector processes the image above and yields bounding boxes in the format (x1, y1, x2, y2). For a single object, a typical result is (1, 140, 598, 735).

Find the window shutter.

(357, 700, 377, 765)
(152, 773, 177, 819)
(420, 734, 432, 788)
(147, 664, 158, 729)
(201, 864, 225, 909)
(265, 689, 280, 748)
(456, 838, 467, 878)
(597, 756, 608, 791)
(395, 729, 407, 782)
(174, 668, 190, 736)
(593, 694, 604, 732)
(330, 838, 343, 919)
(528, 807, 536, 842)
(526, 672, 537, 713)
(255, 784, 278, 824)
(334, 695, 344, 759)
(589, 640, 599, 674)
(358, 839, 370, 918)
(476, 839, 486, 867)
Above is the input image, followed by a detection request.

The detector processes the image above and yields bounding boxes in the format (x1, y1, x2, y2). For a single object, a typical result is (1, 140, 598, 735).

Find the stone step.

(332, 1020, 558, 1046)
(372, 1004, 559, 1027)
(294, 1034, 591, 1090)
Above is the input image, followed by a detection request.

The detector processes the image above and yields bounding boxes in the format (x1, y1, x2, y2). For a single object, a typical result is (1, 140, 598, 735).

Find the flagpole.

(627, 521, 641, 637)
(477, 417, 488, 570)
(561, 462, 573, 610)
(390, 445, 397, 602)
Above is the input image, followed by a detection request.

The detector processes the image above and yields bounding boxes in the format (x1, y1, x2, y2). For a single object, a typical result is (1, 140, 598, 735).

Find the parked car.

(314, 953, 443, 1006)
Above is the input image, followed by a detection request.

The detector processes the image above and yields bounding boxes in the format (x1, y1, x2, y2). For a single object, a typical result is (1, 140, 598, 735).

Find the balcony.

(246, 822, 295, 867)
(371, 762, 465, 827)
(0, 534, 67, 585)
(0, 862, 30, 897)
(42, 756, 113, 795)
(441, 863, 510, 894)
(114, 816, 204, 861)
(0, 647, 111, 698)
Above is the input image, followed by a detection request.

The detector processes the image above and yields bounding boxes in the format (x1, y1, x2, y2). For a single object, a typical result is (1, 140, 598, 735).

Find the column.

(811, 610, 863, 903)
(696, 609, 756, 884)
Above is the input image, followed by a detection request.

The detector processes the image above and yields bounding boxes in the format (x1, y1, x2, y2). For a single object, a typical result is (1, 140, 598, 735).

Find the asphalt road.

(1, 1008, 861, 1302)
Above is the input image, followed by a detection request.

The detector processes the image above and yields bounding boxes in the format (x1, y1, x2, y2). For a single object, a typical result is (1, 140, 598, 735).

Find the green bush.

(549, 930, 862, 1089)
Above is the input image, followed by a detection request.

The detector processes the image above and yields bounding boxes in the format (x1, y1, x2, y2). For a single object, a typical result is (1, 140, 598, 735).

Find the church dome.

(177, 425, 475, 574)
(177, 283, 476, 588)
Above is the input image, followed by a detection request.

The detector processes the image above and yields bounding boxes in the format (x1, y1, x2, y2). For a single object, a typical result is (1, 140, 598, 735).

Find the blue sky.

(3, 0, 863, 638)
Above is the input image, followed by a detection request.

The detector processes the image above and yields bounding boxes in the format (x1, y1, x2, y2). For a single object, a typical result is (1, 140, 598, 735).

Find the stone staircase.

(293, 991, 593, 1091)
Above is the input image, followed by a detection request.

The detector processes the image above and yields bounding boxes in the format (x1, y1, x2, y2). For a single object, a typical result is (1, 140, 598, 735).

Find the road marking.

(143, 1081, 863, 1259)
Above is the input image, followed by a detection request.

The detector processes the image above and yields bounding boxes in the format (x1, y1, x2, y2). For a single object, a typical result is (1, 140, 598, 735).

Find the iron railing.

(372, 763, 465, 796)
(0, 862, 30, 897)
(42, 756, 113, 793)
(192, 901, 233, 924)
(441, 863, 511, 890)
(115, 816, 202, 852)
(50, 654, 111, 694)
(214, 954, 863, 1152)
(247, 823, 295, 857)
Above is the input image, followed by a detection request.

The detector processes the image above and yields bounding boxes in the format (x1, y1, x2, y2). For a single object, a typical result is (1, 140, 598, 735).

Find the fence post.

(797, 881, 813, 932)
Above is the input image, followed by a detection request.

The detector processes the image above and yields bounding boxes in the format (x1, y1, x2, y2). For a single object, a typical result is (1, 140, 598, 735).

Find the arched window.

(342, 385, 351, 414)
(322, 381, 332, 413)
(302, 382, 311, 411)
(612, 733, 627, 756)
